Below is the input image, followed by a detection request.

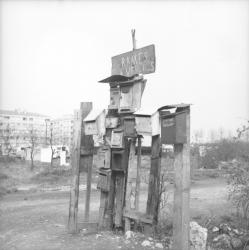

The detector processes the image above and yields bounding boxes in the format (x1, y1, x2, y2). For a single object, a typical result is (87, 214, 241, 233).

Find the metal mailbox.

(123, 117, 136, 137)
(97, 168, 111, 192)
(160, 111, 187, 144)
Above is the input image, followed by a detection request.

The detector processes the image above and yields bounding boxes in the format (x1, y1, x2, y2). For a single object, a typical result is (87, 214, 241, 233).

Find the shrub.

(226, 159, 249, 228)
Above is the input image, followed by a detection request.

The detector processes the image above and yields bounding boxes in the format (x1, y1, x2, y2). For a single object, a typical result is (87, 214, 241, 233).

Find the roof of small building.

(84, 109, 106, 122)
(0, 109, 49, 118)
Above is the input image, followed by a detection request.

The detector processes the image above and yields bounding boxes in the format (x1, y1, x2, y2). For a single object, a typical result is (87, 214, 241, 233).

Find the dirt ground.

(0, 176, 233, 250)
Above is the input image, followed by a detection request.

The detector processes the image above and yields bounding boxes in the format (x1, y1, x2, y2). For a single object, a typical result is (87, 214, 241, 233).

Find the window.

(29, 118, 33, 121)
(4, 116, 10, 119)
(23, 117, 27, 121)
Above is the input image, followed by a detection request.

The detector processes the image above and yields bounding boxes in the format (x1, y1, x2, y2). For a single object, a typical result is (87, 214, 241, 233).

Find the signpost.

(111, 44, 156, 77)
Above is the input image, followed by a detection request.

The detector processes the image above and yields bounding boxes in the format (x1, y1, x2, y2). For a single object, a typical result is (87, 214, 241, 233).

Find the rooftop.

(0, 109, 49, 118)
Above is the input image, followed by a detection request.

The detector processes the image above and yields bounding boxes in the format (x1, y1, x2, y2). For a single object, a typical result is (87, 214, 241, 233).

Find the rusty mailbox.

(160, 111, 187, 144)
(97, 168, 112, 192)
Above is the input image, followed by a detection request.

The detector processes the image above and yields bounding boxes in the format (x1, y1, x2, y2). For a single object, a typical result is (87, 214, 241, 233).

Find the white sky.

(0, 0, 248, 139)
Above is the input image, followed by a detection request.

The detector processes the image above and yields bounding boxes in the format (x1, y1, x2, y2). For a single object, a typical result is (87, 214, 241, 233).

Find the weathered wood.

(135, 136, 142, 210)
(114, 172, 125, 227)
(173, 109, 190, 250)
(98, 191, 108, 229)
(123, 209, 153, 224)
(124, 138, 137, 231)
(68, 102, 92, 233)
(146, 134, 161, 225)
(111, 44, 156, 77)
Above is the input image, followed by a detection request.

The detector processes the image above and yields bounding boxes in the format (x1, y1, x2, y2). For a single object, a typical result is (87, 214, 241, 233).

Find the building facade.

(0, 110, 51, 155)
(51, 114, 74, 148)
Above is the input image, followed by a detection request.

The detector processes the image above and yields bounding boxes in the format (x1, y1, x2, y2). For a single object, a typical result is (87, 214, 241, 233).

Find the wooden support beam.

(146, 134, 161, 225)
(135, 136, 142, 210)
(68, 102, 92, 233)
(124, 138, 137, 231)
(173, 109, 190, 250)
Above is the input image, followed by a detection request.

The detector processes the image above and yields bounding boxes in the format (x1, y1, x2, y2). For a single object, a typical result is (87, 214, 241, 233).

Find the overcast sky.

(0, 0, 248, 140)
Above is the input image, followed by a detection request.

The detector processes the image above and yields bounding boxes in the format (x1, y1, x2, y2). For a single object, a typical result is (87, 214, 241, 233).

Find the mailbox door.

(161, 116, 176, 144)
(135, 116, 151, 134)
(111, 130, 124, 148)
(119, 85, 133, 112)
(84, 121, 98, 135)
(105, 117, 119, 128)
(124, 118, 136, 137)
(109, 87, 120, 109)
(175, 112, 187, 143)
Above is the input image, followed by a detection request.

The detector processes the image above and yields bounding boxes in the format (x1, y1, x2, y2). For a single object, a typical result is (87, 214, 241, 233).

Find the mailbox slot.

(161, 112, 187, 144)
(97, 168, 111, 192)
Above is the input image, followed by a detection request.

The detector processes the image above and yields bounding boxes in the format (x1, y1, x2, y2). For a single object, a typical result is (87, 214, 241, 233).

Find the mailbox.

(84, 109, 106, 136)
(111, 129, 124, 148)
(97, 146, 111, 169)
(109, 86, 120, 110)
(123, 117, 136, 137)
(111, 149, 127, 172)
(105, 116, 119, 128)
(160, 111, 187, 144)
(97, 168, 111, 192)
(118, 78, 146, 114)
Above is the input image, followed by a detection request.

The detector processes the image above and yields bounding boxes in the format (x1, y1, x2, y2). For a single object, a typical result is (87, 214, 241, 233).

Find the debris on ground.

(208, 223, 249, 250)
(190, 221, 208, 250)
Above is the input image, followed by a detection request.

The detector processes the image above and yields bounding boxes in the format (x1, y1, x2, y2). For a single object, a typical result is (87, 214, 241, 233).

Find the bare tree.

(29, 126, 38, 171)
(1, 123, 14, 156)
(236, 120, 249, 140)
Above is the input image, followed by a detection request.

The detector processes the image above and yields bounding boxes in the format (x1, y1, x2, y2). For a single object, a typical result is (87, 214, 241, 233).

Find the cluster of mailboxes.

(84, 108, 188, 145)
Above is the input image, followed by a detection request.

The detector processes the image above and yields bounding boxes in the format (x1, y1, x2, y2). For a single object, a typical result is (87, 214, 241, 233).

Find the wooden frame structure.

(68, 31, 191, 250)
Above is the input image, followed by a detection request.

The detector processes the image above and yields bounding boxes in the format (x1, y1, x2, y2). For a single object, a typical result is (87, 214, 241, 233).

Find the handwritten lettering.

(112, 45, 155, 76)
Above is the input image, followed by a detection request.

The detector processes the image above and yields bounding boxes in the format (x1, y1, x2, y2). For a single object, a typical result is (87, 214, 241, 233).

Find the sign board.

(111, 44, 155, 77)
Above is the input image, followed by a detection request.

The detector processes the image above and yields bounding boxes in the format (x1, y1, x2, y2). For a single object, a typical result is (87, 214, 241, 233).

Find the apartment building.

(51, 114, 74, 148)
(0, 109, 51, 154)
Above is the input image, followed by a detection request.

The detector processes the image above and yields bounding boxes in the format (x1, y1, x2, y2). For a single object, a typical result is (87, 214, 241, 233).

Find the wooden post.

(173, 109, 190, 250)
(135, 135, 142, 210)
(68, 102, 92, 233)
(124, 138, 137, 231)
(146, 134, 161, 225)
(131, 29, 136, 50)
(84, 155, 93, 222)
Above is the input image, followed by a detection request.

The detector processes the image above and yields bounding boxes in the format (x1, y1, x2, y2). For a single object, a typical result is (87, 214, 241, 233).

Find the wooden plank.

(98, 191, 108, 229)
(114, 172, 125, 227)
(172, 109, 190, 250)
(111, 44, 156, 77)
(135, 136, 142, 210)
(68, 102, 92, 233)
(124, 138, 137, 231)
(123, 209, 153, 224)
(146, 134, 161, 225)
